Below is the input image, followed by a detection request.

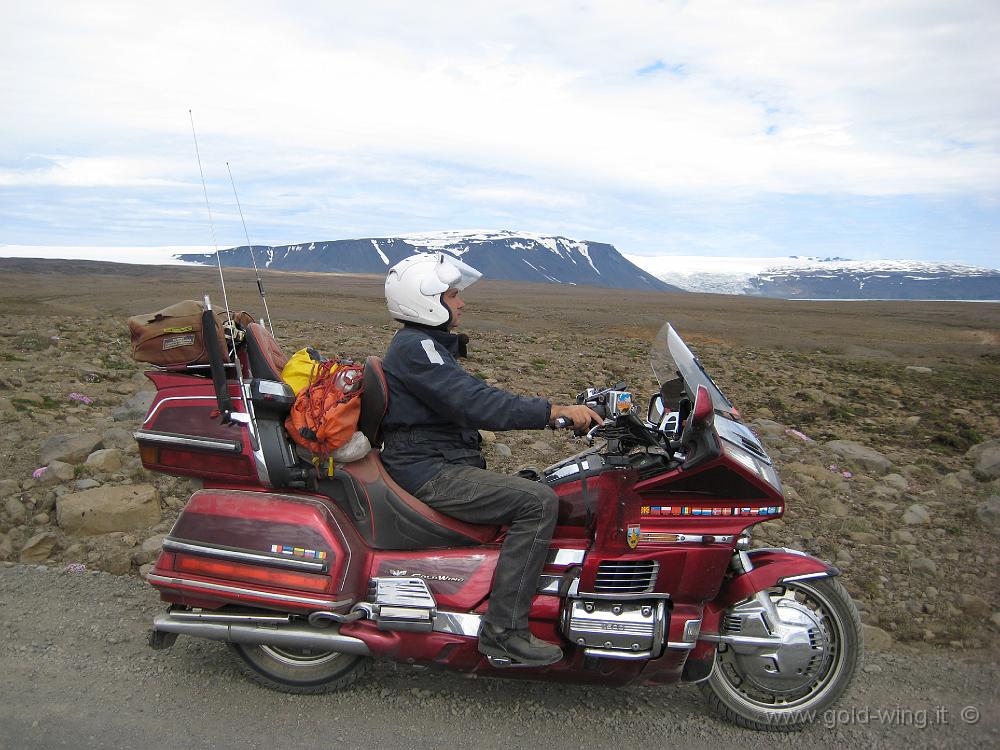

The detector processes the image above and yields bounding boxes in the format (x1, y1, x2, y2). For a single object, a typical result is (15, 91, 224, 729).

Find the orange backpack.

(285, 360, 365, 472)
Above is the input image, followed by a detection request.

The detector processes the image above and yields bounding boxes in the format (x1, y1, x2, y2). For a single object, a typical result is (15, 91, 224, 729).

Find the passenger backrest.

(358, 356, 388, 447)
(244, 322, 288, 381)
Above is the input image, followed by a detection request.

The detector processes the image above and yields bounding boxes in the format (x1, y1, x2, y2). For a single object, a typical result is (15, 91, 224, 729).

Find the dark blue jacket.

(380, 324, 551, 494)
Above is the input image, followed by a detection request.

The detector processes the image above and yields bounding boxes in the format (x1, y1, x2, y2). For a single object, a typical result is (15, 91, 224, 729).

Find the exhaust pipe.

(151, 613, 372, 656)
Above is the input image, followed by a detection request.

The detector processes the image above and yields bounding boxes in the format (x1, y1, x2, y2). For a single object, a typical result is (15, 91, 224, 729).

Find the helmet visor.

(419, 253, 482, 294)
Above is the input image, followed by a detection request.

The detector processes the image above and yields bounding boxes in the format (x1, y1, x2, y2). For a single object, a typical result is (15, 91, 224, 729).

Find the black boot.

(478, 623, 562, 667)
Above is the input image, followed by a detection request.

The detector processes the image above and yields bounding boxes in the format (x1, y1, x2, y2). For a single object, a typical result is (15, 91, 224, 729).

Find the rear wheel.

(698, 577, 862, 731)
(228, 643, 371, 694)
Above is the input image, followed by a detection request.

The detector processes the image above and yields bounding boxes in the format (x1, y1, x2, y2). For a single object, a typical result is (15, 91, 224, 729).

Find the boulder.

(4, 497, 27, 522)
(56, 484, 161, 536)
(955, 594, 991, 619)
(904, 365, 933, 374)
(494, 443, 512, 458)
(112, 390, 155, 422)
(967, 439, 1000, 479)
(0, 479, 19, 497)
(478, 430, 496, 443)
(910, 557, 938, 575)
(863, 624, 893, 650)
(39, 433, 104, 465)
(825, 440, 892, 475)
(974, 496, 1000, 535)
(19, 532, 58, 563)
(0, 533, 13, 561)
(902, 504, 931, 526)
(101, 427, 136, 451)
(85, 449, 123, 473)
(882, 473, 908, 492)
(41, 460, 75, 483)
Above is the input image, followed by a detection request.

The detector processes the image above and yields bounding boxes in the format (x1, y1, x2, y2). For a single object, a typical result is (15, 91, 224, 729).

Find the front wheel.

(228, 643, 371, 694)
(698, 577, 862, 731)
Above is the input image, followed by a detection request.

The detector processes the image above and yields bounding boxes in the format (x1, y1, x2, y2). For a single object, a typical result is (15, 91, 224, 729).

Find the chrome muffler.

(151, 612, 371, 655)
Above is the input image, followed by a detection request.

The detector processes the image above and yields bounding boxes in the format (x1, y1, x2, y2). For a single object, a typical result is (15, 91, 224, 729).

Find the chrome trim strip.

(146, 573, 345, 609)
(637, 532, 733, 545)
(163, 538, 326, 572)
(432, 611, 482, 637)
(779, 571, 835, 583)
(546, 548, 586, 566)
(167, 610, 291, 624)
(576, 591, 671, 601)
(133, 430, 242, 454)
(667, 641, 697, 650)
(583, 647, 652, 661)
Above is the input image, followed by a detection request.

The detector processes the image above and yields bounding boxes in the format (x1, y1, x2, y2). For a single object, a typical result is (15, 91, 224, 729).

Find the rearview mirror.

(647, 394, 664, 425)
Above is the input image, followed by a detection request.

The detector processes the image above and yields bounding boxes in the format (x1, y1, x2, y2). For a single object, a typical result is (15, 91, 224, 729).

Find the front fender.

(682, 548, 839, 682)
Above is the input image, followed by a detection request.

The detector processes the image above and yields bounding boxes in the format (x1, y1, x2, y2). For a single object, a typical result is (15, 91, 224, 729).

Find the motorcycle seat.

(316, 356, 499, 549)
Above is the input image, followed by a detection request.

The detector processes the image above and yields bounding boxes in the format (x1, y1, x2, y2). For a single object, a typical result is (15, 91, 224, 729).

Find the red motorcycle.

(138, 306, 861, 731)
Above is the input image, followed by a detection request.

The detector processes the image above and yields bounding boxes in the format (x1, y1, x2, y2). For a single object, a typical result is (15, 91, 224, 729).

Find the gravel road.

(1, 563, 996, 750)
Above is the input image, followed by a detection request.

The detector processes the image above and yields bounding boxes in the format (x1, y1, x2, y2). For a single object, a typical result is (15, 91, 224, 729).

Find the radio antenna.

(188, 110, 237, 351)
(226, 161, 274, 335)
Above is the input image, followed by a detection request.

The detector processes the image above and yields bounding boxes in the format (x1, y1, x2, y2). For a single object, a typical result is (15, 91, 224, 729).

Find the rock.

(19, 392, 45, 405)
(975, 496, 1000, 535)
(938, 473, 963, 492)
(56, 484, 161, 536)
(39, 433, 104, 465)
(816, 496, 849, 516)
(825, 440, 893, 475)
(478, 430, 496, 443)
(0, 534, 13, 560)
(112, 390, 155, 422)
(134, 533, 167, 565)
(955, 594, 991, 618)
(847, 531, 879, 544)
(902, 504, 931, 526)
(32, 512, 50, 525)
(882, 473, 908, 492)
(992, 612, 1000, 630)
(85, 448, 123, 473)
(494, 443, 512, 458)
(967, 439, 1000, 479)
(0, 479, 19, 497)
(863, 624, 893, 650)
(834, 549, 853, 566)
(19, 532, 58, 563)
(42, 460, 76, 483)
(910, 557, 938, 575)
(905, 365, 933, 374)
(890, 528, 916, 544)
(5, 497, 27, 522)
(902, 415, 921, 428)
(72, 478, 101, 491)
(751, 419, 785, 438)
(101, 427, 135, 451)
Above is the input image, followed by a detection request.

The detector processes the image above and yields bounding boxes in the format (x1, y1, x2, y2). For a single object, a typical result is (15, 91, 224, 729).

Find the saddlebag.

(128, 300, 252, 368)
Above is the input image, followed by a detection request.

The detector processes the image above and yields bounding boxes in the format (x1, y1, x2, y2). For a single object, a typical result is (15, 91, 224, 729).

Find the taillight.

(174, 553, 329, 593)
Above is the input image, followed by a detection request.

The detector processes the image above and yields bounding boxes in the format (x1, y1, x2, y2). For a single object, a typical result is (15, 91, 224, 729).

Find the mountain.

(177, 231, 682, 292)
(625, 255, 1000, 300)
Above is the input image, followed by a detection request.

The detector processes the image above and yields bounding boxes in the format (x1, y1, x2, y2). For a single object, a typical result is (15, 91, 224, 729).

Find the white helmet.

(385, 252, 482, 327)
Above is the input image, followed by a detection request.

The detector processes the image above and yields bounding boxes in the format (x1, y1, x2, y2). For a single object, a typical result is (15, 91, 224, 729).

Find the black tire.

(228, 643, 372, 694)
(698, 577, 862, 731)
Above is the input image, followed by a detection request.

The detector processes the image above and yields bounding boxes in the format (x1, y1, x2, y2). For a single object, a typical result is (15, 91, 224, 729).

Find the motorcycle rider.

(381, 252, 601, 666)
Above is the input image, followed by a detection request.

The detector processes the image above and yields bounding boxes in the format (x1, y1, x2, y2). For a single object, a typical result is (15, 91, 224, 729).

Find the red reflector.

(174, 554, 330, 593)
(154, 447, 256, 480)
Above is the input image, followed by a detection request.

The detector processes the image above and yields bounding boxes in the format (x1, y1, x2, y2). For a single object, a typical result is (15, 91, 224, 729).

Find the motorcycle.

(138, 306, 862, 731)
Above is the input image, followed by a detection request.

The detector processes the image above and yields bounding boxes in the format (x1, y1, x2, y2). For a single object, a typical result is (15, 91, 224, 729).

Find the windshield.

(650, 322, 736, 418)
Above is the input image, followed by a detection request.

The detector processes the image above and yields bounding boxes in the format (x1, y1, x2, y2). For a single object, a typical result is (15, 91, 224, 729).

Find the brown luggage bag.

(127, 300, 251, 368)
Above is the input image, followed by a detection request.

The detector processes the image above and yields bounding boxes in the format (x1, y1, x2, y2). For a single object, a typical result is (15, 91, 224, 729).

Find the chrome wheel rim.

(714, 581, 846, 712)
(259, 645, 343, 667)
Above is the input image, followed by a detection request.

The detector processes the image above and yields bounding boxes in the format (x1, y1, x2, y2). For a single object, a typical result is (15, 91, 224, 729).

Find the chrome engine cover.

(562, 599, 666, 658)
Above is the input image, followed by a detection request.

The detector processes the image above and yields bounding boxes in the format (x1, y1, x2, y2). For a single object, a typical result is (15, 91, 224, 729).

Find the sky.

(1, 0, 998, 267)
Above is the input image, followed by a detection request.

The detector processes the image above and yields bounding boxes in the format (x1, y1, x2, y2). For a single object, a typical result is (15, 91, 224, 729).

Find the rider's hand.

(550, 404, 604, 431)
